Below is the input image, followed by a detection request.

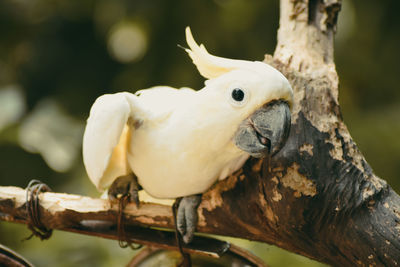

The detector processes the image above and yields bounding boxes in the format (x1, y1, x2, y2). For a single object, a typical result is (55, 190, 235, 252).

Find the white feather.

(82, 92, 146, 190)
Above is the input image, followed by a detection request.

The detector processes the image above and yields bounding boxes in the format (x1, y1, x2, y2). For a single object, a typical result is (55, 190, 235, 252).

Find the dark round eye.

(231, 88, 245, 102)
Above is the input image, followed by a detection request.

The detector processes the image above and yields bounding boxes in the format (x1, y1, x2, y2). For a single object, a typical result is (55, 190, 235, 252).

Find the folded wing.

(83, 92, 143, 191)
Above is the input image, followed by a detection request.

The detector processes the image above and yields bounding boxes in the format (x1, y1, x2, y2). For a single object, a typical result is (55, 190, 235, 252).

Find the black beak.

(233, 100, 291, 158)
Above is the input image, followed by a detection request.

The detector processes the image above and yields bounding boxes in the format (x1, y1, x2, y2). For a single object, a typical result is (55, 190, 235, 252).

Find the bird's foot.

(174, 194, 202, 244)
(108, 173, 140, 207)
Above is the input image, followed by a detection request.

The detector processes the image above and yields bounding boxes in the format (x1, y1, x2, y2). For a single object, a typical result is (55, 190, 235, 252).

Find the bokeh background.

(0, 0, 399, 266)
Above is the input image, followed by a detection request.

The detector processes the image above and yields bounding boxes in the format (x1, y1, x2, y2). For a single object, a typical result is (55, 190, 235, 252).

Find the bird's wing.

(82, 92, 147, 191)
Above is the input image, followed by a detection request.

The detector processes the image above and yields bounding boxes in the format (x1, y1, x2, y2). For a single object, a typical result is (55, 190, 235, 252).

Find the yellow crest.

(185, 27, 252, 79)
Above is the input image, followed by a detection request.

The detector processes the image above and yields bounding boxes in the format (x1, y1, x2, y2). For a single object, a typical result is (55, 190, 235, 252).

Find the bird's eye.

(228, 87, 249, 107)
(231, 88, 245, 102)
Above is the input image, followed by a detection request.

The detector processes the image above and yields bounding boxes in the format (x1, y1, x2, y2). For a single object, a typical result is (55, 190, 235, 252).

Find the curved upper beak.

(233, 100, 291, 158)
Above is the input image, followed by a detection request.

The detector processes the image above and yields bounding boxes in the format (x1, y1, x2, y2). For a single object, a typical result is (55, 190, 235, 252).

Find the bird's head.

(185, 27, 293, 158)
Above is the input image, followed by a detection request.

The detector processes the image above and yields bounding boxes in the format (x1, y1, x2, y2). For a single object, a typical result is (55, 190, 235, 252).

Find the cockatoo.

(83, 27, 293, 243)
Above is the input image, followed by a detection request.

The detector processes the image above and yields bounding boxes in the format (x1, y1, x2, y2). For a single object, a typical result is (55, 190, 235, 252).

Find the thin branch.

(0, 186, 230, 258)
(0, 186, 173, 230)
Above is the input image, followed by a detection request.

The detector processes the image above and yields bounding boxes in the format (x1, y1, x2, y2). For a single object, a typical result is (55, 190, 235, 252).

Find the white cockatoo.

(83, 27, 293, 243)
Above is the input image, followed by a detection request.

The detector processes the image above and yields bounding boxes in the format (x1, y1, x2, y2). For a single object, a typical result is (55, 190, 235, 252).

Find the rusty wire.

(24, 180, 53, 241)
(117, 194, 142, 250)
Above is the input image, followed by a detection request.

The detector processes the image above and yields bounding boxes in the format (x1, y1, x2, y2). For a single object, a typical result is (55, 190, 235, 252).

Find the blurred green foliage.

(0, 0, 399, 266)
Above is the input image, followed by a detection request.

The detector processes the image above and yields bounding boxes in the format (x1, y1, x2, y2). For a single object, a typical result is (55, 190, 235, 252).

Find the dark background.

(0, 0, 399, 266)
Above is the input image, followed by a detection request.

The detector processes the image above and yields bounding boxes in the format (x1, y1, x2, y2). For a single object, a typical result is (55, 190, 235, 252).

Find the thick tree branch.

(1, 0, 399, 266)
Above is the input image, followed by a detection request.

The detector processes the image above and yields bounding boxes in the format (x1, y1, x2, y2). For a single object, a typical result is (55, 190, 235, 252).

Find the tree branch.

(0, 186, 230, 258)
(1, 0, 399, 266)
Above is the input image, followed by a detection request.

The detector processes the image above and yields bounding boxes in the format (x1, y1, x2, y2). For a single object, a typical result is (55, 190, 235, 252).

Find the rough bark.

(1, 0, 399, 266)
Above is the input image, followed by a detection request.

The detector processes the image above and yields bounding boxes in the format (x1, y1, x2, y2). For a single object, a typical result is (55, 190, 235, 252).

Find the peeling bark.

(1, 0, 400, 266)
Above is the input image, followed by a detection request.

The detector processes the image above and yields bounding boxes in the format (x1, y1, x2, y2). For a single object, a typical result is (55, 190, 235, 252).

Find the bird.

(82, 27, 293, 244)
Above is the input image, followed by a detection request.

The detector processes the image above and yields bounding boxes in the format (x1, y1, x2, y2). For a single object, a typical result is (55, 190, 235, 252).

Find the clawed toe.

(175, 194, 202, 244)
(108, 173, 140, 207)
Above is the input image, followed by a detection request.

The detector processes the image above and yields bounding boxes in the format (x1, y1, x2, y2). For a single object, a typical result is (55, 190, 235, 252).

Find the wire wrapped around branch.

(24, 180, 53, 241)
(117, 194, 142, 250)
